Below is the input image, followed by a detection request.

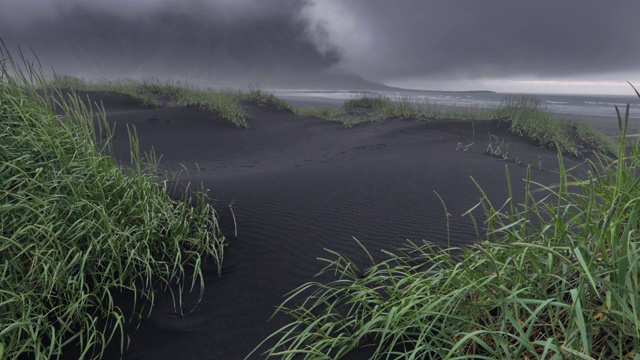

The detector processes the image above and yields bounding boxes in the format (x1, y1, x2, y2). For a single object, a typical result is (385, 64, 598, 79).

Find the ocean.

(273, 89, 640, 120)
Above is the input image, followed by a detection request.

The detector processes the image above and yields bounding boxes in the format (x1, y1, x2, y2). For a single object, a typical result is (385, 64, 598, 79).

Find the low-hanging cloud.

(2, 0, 640, 91)
(0, 0, 342, 87)
(302, 0, 640, 82)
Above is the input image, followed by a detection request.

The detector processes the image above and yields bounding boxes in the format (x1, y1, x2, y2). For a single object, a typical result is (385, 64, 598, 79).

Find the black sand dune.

(69, 92, 593, 359)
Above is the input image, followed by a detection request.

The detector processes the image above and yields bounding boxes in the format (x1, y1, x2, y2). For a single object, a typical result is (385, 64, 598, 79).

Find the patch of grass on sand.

(301, 93, 615, 157)
(298, 93, 441, 126)
(46, 74, 293, 127)
(486, 96, 616, 157)
(251, 89, 640, 359)
(1, 50, 225, 358)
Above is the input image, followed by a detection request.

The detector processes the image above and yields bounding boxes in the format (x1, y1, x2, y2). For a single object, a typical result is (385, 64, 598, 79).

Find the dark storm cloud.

(320, 0, 640, 81)
(2, 0, 639, 89)
(0, 0, 341, 87)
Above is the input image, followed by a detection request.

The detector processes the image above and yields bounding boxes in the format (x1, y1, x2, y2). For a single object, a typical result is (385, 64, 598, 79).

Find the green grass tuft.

(487, 96, 616, 157)
(1, 47, 225, 358)
(297, 93, 442, 126)
(45, 75, 294, 127)
(250, 90, 640, 359)
(298, 93, 615, 157)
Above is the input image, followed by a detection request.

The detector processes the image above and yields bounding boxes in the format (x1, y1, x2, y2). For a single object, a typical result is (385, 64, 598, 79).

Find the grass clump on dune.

(252, 90, 640, 359)
(1, 51, 225, 358)
(46, 74, 293, 127)
(301, 93, 615, 156)
(299, 93, 441, 126)
(488, 96, 616, 157)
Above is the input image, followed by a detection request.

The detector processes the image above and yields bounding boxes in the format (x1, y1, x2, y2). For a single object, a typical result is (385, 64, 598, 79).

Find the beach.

(62, 91, 604, 359)
(4, 1, 640, 357)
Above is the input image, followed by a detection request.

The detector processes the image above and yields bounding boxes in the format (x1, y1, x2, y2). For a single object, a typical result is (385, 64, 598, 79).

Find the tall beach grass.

(1, 49, 225, 358)
(250, 88, 640, 359)
(46, 74, 294, 127)
(297, 93, 442, 126)
(301, 93, 615, 157)
(489, 96, 616, 157)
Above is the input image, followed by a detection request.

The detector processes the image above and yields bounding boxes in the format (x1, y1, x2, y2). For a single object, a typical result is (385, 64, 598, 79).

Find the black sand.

(71, 92, 601, 359)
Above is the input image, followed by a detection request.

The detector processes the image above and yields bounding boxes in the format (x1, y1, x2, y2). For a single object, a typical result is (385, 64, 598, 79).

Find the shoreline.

(278, 93, 631, 136)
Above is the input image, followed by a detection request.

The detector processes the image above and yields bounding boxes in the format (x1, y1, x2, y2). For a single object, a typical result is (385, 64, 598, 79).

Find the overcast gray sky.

(1, 0, 639, 94)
